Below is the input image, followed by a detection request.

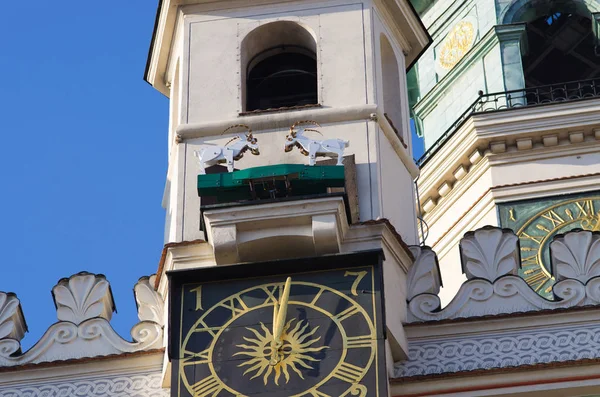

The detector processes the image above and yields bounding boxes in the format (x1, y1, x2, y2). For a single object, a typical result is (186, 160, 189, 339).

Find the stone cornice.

(417, 100, 600, 216)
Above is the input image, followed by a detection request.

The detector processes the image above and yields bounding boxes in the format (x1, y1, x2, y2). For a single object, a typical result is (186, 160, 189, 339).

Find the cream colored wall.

(182, 1, 368, 124)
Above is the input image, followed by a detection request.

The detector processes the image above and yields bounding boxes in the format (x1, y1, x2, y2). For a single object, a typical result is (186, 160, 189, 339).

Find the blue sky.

(0, 1, 167, 348)
(0, 1, 425, 350)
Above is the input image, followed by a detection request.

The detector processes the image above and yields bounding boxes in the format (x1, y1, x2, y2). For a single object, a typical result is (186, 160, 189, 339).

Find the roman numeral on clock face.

(191, 374, 223, 397)
(182, 349, 210, 366)
(334, 306, 360, 322)
(332, 362, 366, 384)
(218, 296, 248, 317)
(346, 335, 373, 349)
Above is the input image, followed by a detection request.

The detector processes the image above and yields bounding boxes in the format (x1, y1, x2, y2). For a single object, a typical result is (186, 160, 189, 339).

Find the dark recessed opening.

(524, 13, 600, 87)
(246, 50, 318, 111)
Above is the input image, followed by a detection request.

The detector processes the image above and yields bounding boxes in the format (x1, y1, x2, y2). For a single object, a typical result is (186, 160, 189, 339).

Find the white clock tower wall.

(155, 0, 427, 246)
(182, 2, 369, 123)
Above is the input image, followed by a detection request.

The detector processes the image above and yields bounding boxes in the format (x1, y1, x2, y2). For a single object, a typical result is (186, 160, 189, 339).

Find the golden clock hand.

(274, 277, 292, 343)
(270, 277, 291, 366)
(272, 300, 279, 341)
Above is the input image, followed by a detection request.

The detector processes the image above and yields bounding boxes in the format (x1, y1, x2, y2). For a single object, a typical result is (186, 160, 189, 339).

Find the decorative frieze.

(395, 322, 600, 378)
(407, 227, 600, 322)
(0, 372, 168, 397)
(0, 273, 164, 367)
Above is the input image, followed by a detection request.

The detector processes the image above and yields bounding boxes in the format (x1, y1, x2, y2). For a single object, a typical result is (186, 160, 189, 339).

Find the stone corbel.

(203, 196, 348, 265)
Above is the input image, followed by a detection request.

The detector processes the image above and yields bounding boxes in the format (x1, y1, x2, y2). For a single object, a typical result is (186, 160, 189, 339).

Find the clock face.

(168, 251, 386, 397)
(498, 193, 600, 297)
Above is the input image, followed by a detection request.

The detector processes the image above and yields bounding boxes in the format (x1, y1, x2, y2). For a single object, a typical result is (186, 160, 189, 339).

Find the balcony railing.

(416, 78, 600, 167)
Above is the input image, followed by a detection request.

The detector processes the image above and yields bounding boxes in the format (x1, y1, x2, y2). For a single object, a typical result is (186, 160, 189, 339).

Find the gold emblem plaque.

(437, 19, 477, 71)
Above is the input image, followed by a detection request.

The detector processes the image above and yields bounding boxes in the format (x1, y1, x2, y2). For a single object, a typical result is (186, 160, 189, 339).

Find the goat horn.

(222, 124, 252, 136)
(291, 120, 321, 129)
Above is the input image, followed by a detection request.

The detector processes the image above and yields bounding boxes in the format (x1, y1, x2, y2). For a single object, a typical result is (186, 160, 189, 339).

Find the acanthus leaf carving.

(407, 246, 442, 300)
(406, 227, 600, 323)
(52, 272, 114, 325)
(550, 230, 600, 283)
(459, 226, 519, 282)
(0, 292, 26, 351)
(134, 275, 164, 327)
(0, 272, 164, 367)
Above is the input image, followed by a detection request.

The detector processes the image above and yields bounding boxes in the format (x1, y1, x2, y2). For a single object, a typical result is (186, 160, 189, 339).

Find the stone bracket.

(203, 196, 348, 265)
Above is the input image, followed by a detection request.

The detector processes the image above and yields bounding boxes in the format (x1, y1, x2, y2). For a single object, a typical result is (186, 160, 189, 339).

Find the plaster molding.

(177, 104, 377, 140)
(0, 372, 168, 397)
(0, 274, 164, 367)
(395, 322, 600, 378)
(407, 227, 600, 322)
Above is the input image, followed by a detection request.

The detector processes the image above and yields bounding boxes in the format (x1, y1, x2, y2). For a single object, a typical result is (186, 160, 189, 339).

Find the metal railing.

(416, 78, 600, 167)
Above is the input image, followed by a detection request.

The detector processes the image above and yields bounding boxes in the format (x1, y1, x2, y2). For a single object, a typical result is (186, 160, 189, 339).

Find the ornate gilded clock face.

(498, 194, 600, 298)
(168, 252, 386, 397)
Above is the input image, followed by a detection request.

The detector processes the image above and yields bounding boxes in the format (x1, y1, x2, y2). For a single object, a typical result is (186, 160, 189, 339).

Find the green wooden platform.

(197, 164, 345, 203)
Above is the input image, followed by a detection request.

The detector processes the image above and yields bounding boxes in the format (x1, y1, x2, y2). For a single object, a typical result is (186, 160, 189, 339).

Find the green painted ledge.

(197, 164, 346, 203)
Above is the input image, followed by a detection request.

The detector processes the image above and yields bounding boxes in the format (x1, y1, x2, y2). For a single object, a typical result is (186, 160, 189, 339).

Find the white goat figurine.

(194, 125, 260, 174)
(284, 121, 349, 166)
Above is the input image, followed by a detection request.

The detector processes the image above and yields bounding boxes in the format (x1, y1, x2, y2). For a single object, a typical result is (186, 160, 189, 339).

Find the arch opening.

(505, 0, 600, 87)
(242, 21, 318, 111)
(380, 34, 405, 140)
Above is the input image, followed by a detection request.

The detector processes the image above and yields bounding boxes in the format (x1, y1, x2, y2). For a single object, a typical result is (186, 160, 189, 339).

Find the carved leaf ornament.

(459, 227, 519, 282)
(551, 230, 600, 283)
(134, 275, 164, 326)
(52, 272, 114, 325)
(407, 246, 442, 300)
(407, 227, 600, 322)
(0, 272, 164, 366)
(0, 293, 21, 340)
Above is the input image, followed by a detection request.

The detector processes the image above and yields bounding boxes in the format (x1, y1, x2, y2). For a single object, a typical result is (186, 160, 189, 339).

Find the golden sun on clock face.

(500, 195, 600, 297)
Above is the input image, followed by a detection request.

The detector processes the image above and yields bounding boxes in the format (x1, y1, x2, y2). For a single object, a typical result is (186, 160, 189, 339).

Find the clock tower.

(144, 0, 430, 394)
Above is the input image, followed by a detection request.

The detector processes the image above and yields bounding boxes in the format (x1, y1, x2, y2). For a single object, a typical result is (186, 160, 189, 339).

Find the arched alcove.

(241, 21, 318, 111)
(503, 0, 600, 87)
(380, 34, 405, 139)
